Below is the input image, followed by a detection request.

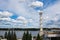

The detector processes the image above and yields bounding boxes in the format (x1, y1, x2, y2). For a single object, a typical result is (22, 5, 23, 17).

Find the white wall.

(1, 39, 7, 40)
(18, 39, 22, 40)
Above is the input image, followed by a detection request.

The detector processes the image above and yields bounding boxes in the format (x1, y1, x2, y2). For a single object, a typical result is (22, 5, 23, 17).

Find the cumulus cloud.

(0, 11, 13, 17)
(0, 11, 35, 28)
(0, 17, 11, 21)
(31, 1, 43, 7)
(0, 0, 40, 28)
(0, 11, 13, 22)
(0, 0, 60, 28)
(43, 0, 60, 28)
(17, 16, 26, 21)
(17, 16, 28, 24)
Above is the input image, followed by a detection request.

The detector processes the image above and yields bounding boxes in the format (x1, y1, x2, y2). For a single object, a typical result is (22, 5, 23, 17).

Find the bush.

(4, 30, 17, 40)
(36, 33, 43, 40)
(22, 31, 32, 40)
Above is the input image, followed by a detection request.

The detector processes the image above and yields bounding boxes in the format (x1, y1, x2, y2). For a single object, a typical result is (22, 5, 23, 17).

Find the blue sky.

(0, 0, 60, 28)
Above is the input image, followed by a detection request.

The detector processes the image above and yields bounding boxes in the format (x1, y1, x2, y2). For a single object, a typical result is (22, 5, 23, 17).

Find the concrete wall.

(1, 39, 7, 40)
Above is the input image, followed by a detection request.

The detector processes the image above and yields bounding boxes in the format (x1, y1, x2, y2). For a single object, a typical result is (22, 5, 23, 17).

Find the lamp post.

(30, 1, 44, 36)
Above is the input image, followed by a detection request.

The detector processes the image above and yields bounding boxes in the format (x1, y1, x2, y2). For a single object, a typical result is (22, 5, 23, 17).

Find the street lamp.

(30, 1, 44, 36)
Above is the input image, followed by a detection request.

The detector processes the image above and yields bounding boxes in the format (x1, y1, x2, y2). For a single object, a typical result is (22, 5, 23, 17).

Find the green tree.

(4, 32, 8, 39)
(22, 31, 32, 40)
(29, 33, 32, 40)
(6, 30, 17, 40)
(26, 31, 29, 40)
(11, 30, 14, 40)
(13, 31, 17, 40)
(36, 33, 42, 40)
(22, 31, 30, 40)
(22, 32, 26, 40)
(7, 30, 11, 40)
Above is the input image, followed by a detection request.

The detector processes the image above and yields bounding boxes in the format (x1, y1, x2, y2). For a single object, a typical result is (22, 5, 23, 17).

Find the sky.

(0, 0, 60, 28)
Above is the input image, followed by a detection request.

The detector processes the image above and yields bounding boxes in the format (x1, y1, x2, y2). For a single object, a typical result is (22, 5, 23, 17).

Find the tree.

(13, 31, 17, 40)
(11, 30, 14, 40)
(10, 30, 14, 40)
(26, 31, 29, 40)
(22, 31, 32, 40)
(4, 32, 8, 39)
(36, 33, 42, 40)
(22, 32, 26, 40)
(7, 30, 11, 40)
(29, 33, 32, 40)
(4, 30, 17, 40)
(26, 31, 28, 40)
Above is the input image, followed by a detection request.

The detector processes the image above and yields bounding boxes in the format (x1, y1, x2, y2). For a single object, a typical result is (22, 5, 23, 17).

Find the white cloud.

(17, 16, 26, 21)
(43, 0, 60, 28)
(17, 16, 28, 24)
(0, 0, 40, 28)
(0, 17, 11, 21)
(0, 11, 15, 28)
(0, 11, 13, 17)
(0, 0, 39, 28)
(0, 11, 13, 22)
(28, 19, 33, 23)
(31, 1, 43, 7)
(44, 1, 60, 16)
(1, 0, 60, 28)
(0, 11, 14, 27)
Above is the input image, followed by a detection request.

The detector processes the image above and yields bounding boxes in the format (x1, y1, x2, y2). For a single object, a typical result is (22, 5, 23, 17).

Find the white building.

(1, 39, 7, 40)
(18, 38, 22, 40)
